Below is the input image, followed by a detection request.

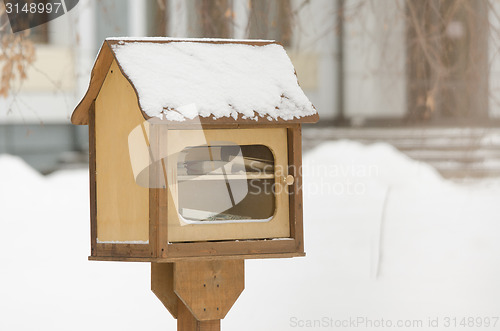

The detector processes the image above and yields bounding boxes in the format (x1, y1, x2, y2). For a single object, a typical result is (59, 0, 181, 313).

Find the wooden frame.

(165, 127, 290, 242)
(89, 102, 153, 258)
(88, 121, 305, 260)
(76, 38, 318, 331)
(78, 38, 315, 262)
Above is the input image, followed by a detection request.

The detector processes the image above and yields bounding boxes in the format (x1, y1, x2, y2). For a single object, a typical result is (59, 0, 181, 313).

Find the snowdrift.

(1, 141, 500, 330)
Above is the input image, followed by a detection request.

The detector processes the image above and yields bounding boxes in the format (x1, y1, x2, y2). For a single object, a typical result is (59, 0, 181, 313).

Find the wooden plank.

(177, 299, 221, 331)
(174, 260, 244, 321)
(197, 320, 220, 331)
(287, 125, 305, 253)
(88, 251, 305, 262)
(157, 124, 170, 258)
(287, 126, 296, 240)
(168, 239, 297, 258)
(177, 300, 198, 330)
(95, 60, 149, 243)
(90, 237, 303, 260)
(151, 263, 178, 318)
(294, 126, 305, 252)
(89, 101, 97, 257)
(149, 187, 159, 258)
(158, 188, 169, 258)
(93, 243, 150, 258)
(71, 42, 114, 125)
(149, 124, 160, 258)
(149, 123, 169, 258)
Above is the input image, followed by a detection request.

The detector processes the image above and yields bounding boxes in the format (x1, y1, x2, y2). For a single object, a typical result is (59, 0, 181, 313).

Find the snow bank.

(1, 141, 500, 331)
(0, 154, 43, 184)
(228, 142, 500, 330)
(304, 140, 443, 187)
(111, 40, 316, 121)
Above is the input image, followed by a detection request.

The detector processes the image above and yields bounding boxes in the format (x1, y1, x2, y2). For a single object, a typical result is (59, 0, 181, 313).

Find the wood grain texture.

(177, 300, 221, 331)
(148, 124, 160, 258)
(149, 187, 159, 258)
(151, 262, 178, 318)
(197, 320, 220, 331)
(89, 251, 305, 262)
(174, 260, 244, 321)
(167, 238, 297, 257)
(89, 236, 303, 261)
(287, 125, 305, 253)
(177, 301, 198, 330)
(155, 124, 170, 258)
(93, 243, 150, 257)
(95, 60, 149, 242)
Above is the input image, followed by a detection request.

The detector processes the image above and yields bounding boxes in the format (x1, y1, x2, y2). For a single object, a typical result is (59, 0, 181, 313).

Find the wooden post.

(152, 260, 244, 331)
(178, 300, 221, 331)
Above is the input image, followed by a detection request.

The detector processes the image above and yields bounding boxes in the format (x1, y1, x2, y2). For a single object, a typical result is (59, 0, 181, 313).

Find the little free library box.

(72, 38, 318, 328)
(72, 38, 318, 262)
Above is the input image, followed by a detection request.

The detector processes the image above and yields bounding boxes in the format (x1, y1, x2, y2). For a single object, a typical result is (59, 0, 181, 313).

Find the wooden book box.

(71, 38, 318, 263)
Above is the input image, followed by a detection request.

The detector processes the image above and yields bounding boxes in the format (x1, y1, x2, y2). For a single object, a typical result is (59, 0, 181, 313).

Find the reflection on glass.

(177, 144, 275, 223)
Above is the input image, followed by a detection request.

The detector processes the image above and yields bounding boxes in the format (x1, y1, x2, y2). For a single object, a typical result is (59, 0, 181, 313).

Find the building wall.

(0, 0, 91, 172)
(291, 0, 338, 121)
(489, 0, 500, 118)
(344, 0, 406, 122)
(3, 0, 500, 173)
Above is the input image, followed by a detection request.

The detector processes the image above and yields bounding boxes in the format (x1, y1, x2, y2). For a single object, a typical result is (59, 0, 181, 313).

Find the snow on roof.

(106, 36, 274, 43)
(109, 40, 316, 122)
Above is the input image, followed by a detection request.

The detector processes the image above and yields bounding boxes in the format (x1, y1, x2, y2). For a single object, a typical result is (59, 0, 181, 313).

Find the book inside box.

(177, 144, 276, 223)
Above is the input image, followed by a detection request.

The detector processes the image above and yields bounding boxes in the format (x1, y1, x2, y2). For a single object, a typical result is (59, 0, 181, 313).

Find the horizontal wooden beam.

(89, 252, 305, 263)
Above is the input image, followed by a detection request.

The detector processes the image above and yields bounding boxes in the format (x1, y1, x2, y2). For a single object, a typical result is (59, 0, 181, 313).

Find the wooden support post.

(151, 262, 178, 317)
(152, 260, 244, 331)
(178, 299, 221, 331)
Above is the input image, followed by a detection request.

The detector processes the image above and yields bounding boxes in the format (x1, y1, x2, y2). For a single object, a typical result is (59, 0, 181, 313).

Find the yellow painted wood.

(95, 60, 149, 242)
(166, 128, 290, 242)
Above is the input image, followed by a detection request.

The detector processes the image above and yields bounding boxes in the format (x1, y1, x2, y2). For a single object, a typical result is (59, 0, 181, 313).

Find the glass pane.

(177, 144, 275, 223)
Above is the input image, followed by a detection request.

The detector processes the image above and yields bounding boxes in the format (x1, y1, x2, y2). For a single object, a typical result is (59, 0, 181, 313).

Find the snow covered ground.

(1, 140, 500, 330)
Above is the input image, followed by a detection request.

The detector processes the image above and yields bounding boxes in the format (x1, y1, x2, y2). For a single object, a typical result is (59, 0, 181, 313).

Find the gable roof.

(71, 38, 319, 125)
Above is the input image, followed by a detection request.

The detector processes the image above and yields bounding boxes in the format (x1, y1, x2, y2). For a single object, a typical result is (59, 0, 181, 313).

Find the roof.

(71, 38, 319, 125)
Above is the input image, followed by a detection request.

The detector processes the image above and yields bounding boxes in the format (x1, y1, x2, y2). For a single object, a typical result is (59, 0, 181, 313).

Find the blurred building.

(1, 0, 500, 175)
